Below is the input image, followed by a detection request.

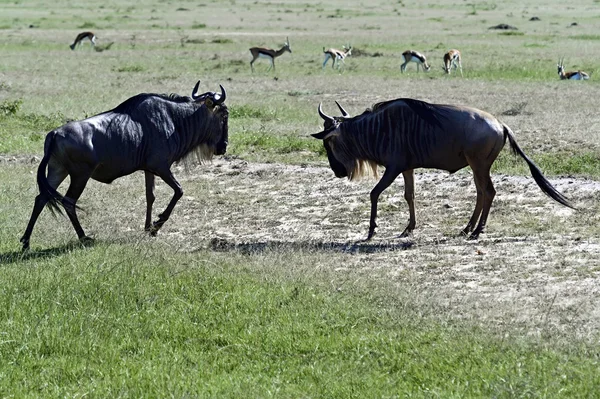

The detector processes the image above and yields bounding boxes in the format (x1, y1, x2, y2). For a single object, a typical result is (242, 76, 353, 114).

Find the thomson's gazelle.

(323, 45, 352, 71)
(557, 58, 590, 80)
(70, 31, 96, 50)
(400, 50, 430, 73)
(249, 37, 292, 72)
(442, 49, 463, 76)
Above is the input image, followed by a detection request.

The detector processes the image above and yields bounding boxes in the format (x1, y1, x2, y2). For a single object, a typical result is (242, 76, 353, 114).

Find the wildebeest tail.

(37, 132, 67, 215)
(503, 124, 575, 209)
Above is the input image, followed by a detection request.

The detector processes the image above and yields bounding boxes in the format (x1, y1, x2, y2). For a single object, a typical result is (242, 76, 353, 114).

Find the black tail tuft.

(504, 125, 575, 210)
(37, 132, 65, 216)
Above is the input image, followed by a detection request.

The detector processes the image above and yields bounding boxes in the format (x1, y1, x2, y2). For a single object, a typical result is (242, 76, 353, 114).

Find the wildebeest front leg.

(367, 166, 402, 240)
(149, 170, 183, 236)
(400, 169, 416, 237)
(144, 172, 155, 231)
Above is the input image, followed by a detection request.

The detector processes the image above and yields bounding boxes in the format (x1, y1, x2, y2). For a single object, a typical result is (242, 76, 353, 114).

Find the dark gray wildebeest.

(312, 99, 574, 240)
(21, 81, 228, 251)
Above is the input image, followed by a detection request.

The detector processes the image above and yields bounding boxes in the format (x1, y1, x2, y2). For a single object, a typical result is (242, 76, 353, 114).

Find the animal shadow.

(0, 240, 96, 266)
(208, 237, 414, 255)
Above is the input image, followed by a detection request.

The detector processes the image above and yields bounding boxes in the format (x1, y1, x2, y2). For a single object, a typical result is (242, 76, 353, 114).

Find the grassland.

(1, 0, 600, 396)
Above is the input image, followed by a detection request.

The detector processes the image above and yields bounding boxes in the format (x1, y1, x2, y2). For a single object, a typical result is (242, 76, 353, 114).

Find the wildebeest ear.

(311, 130, 338, 140)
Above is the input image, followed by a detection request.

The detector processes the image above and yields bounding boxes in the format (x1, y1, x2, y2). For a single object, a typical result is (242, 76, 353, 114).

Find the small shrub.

(191, 23, 207, 29)
(0, 99, 22, 116)
(115, 65, 145, 73)
(78, 21, 96, 29)
(499, 31, 524, 36)
(211, 38, 233, 44)
(230, 105, 276, 121)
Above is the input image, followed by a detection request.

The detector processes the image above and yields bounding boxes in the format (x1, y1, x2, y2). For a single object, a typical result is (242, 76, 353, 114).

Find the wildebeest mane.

(111, 93, 193, 114)
(355, 98, 446, 130)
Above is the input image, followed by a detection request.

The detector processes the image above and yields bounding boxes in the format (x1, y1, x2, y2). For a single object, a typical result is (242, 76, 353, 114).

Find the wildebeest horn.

(335, 101, 350, 117)
(318, 102, 334, 122)
(191, 80, 202, 99)
(213, 84, 226, 105)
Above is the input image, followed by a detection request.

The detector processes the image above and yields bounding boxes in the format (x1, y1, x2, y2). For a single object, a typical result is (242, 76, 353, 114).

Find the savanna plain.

(1, 0, 600, 397)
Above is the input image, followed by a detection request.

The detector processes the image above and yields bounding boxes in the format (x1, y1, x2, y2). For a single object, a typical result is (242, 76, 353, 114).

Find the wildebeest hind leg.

(150, 170, 183, 236)
(400, 169, 416, 237)
(461, 182, 484, 236)
(21, 166, 67, 251)
(143, 172, 155, 231)
(469, 170, 496, 240)
(367, 166, 402, 240)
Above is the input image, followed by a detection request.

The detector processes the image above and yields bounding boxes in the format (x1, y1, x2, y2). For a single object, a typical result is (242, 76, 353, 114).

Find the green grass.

(1, 243, 599, 397)
(1, 0, 600, 395)
(492, 151, 600, 177)
(0, 100, 68, 154)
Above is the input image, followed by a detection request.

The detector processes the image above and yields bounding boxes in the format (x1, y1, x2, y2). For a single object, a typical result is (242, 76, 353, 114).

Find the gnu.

(312, 99, 574, 240)
(21, 81, 229, 251)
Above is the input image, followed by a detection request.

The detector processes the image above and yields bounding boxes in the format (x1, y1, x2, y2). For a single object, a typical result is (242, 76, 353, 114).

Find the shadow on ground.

(0, 240, 96, 265)
(206, 237, 415, 255)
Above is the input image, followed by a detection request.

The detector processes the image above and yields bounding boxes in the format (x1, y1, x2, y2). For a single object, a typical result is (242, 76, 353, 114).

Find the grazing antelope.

(323, 45, 352, 70)
(69, 31, 96, 50)
(249, 37, 291, 72)
(442, 49, 463, 76)
(312, 99, 574, 240)
(557, 58, 590, 80)
(400, 50, 430, 73)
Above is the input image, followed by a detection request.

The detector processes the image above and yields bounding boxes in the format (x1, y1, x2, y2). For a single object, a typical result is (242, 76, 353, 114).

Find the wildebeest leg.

(461, 173, 484, 235)
(63, 172, 92, 244)
(400, 169, 416, 237)
(367, 166, 403, 240)
(149, 170, 183, 236)
(144, 172, 155, 231)
(20, 165, 68, 250)
(469, 169, 496, 240)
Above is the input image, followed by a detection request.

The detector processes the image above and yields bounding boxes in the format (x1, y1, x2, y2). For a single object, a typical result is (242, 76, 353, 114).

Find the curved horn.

(318, 102, 334, 122)
(191, 80, 202, 100)
(213, 85, 227, 105)
(335, 101, 349, 117)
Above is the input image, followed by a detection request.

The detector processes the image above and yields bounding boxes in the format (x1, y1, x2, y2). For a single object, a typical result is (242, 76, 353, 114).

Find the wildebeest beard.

(178, 103, 229, 170)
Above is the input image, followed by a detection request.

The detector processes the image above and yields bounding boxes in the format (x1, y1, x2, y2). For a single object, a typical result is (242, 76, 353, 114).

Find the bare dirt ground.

(110, 157, 600, 340)
(7, 150, 600, 340)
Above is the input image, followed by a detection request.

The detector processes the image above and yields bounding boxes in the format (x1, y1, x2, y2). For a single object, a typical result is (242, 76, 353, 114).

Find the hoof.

(399, 228, 413, 238)
(467, 233, 480, 241)
(79, 236, 95, 246)
(20, 237, 30, 252)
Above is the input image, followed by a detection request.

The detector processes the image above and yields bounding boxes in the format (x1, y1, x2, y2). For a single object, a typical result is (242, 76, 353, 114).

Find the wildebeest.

(312, 99, 574, 240)
(21, 81, 228, 250)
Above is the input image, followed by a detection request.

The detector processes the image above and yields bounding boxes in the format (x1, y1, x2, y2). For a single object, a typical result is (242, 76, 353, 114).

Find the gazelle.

(557, 58, 590, 80)
(69, 31, 96, 50)
(323, 45, 352, 70)
(442, 49, 463, 76)
(400, 50, 430, 73)
(249, 37, 291, 72)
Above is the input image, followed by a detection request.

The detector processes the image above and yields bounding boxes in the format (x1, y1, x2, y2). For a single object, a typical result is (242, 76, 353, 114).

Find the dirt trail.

(151, 158, 600, 339)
